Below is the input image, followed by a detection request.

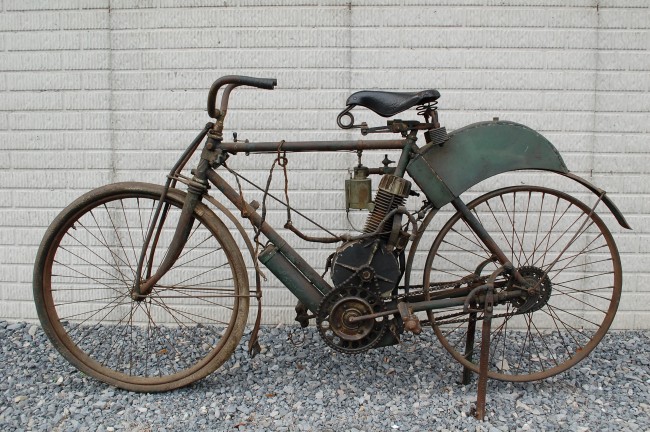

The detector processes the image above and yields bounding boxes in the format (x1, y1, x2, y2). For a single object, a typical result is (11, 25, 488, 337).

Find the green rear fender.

(406, 120, 630, 229)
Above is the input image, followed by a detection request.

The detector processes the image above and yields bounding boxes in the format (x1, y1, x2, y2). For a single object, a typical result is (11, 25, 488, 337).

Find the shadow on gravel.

(1, 322, 648, 432)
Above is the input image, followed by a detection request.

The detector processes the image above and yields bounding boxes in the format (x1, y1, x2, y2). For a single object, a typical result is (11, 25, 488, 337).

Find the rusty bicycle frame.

(121, 76, 629, 417)
(31, 71, 631, 414)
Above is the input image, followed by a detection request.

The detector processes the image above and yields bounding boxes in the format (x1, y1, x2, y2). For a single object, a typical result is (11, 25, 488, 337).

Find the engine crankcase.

(330, 238, 401, 296)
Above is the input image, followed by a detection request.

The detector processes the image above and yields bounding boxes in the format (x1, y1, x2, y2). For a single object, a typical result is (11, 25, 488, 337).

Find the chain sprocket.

(510, 266, 552, 313)
(316, 284, 387, 354)
(425, 267, 552, 326)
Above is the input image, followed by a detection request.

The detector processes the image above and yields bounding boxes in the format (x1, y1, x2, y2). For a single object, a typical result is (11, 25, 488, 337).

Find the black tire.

(33, 182, 249, 392)
(424, 186, 621, 382)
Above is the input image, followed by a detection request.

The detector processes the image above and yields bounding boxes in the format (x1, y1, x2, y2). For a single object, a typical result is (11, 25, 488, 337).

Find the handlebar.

(207, 75, 277, 119)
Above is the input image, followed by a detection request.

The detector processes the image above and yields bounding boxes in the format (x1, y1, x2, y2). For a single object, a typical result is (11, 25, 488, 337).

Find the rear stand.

(462, 269, 499, 421)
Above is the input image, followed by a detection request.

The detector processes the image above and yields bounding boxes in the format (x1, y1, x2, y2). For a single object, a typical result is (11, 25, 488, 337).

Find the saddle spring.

(416, 100, 438, 123)
(336, 104, 358, 129)
(417, 101, 449, 146)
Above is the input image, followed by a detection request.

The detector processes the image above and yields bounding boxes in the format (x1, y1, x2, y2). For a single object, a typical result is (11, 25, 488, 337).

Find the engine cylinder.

(363, 174, 411, 235)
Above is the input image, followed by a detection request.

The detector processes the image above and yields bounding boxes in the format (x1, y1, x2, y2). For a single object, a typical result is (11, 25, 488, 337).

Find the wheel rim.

(38, 187, 247, 389)
(424, 186, 621, 381)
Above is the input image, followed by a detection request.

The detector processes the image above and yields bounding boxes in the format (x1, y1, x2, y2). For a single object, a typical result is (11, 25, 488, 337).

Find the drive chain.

(391, 275, 521, 326)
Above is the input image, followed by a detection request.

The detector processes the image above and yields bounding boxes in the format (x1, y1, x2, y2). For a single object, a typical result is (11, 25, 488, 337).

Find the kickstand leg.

(475, 285, 494, 421)
(461, 312, 477, 385)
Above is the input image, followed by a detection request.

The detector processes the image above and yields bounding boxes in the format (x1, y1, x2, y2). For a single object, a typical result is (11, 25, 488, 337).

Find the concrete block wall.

(1, 0, 649, 328)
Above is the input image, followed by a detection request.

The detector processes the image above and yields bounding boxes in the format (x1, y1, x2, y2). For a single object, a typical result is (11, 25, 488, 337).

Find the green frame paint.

(407, 121, 569, 208)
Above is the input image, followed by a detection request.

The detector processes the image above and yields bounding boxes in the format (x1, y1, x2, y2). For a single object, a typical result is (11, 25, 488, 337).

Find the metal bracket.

(294, 301, 315, 328)
(396, 301, 422, 334)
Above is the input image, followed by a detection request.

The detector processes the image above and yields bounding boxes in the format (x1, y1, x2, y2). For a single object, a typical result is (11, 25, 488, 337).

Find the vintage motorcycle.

(33, 76, 627, 416)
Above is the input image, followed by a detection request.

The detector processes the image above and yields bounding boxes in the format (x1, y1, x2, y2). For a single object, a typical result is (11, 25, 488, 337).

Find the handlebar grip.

(207, 75, 277, 118)
(240, 76, 278, 90)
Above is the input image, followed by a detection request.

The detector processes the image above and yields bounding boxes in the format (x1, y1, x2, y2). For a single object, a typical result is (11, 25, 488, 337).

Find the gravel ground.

(1, 320, 648, 432)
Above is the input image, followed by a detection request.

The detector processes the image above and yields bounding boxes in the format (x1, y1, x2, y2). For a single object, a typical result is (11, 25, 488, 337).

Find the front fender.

(406, 120, 630, 229)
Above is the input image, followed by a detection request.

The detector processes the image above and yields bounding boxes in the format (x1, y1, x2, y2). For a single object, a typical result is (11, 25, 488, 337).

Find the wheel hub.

(512, 266, 552, 313)
(131, 279, 151, 301)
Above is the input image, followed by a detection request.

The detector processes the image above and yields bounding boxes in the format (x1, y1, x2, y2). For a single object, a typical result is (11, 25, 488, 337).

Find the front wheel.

(424, 186, 621, 382)
(33, 182, 249, 392)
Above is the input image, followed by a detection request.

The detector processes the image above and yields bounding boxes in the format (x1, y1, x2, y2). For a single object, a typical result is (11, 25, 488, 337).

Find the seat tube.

(394, 132, 418, 177)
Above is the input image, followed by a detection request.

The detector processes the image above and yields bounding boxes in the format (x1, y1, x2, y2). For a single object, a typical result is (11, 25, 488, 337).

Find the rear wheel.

(33, 182, 249, 392)
(424, 186, 621, 382)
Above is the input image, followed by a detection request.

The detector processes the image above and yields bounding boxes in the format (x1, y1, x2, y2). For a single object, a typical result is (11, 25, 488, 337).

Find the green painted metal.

(258, 244, 324, 314)
(406, 120, 568, 208)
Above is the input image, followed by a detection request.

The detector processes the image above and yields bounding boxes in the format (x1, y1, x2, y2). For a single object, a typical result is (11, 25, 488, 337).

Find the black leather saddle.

(345, 89, 440, 117)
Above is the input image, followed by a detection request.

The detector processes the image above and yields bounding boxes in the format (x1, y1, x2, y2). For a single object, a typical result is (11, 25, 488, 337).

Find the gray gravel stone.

(0, 323, 648, 431)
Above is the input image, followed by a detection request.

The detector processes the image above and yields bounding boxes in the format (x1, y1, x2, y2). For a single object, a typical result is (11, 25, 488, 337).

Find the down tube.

(205, 169, 331, 310)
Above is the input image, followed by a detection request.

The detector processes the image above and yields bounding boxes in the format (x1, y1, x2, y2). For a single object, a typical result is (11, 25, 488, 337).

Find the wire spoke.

(149, 296, 231, 326)
(556, 271, 613, 286)
(441, 235, 495, 261)
(169, 262, 230, 288)
(103, 203, 137, 277)
(154, 282, 235, 292)
(499, 193, 528, 265)
(86, 211, 136, 280)
(119, 199, 140, 266)
(517, 191, 532, 266)
(64, 231, 132, 287)
(485, 201, 516, 259)
(551, 284, 614, 301)
(151, 283, 235, 312)
(171, 245, 223, 270)
(427, 187, 619, 380)
(148, 296, 225, 346)
(67, 293, 133, 354)
(53, 258, 128, 295)
(551, 307, 600, 329)
(549, 286, 610, 313)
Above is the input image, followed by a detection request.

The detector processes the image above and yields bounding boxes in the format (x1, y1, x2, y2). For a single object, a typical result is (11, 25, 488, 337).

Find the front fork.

(132, 130, 217, 299)
(135, 167, 209, 298)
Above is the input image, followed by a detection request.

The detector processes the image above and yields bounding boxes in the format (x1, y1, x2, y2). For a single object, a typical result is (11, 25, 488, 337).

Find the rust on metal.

(475, 281, 495, 420)
(34, 74, 627, 410)
(397, 301, 422, 334)
(218, 139, 407, 153)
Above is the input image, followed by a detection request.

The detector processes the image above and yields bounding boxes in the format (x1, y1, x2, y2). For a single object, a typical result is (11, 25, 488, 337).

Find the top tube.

(218, 139, 409, 153)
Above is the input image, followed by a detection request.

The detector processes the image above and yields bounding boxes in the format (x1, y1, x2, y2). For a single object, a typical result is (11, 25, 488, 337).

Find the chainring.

(316, 284, 387, 354)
